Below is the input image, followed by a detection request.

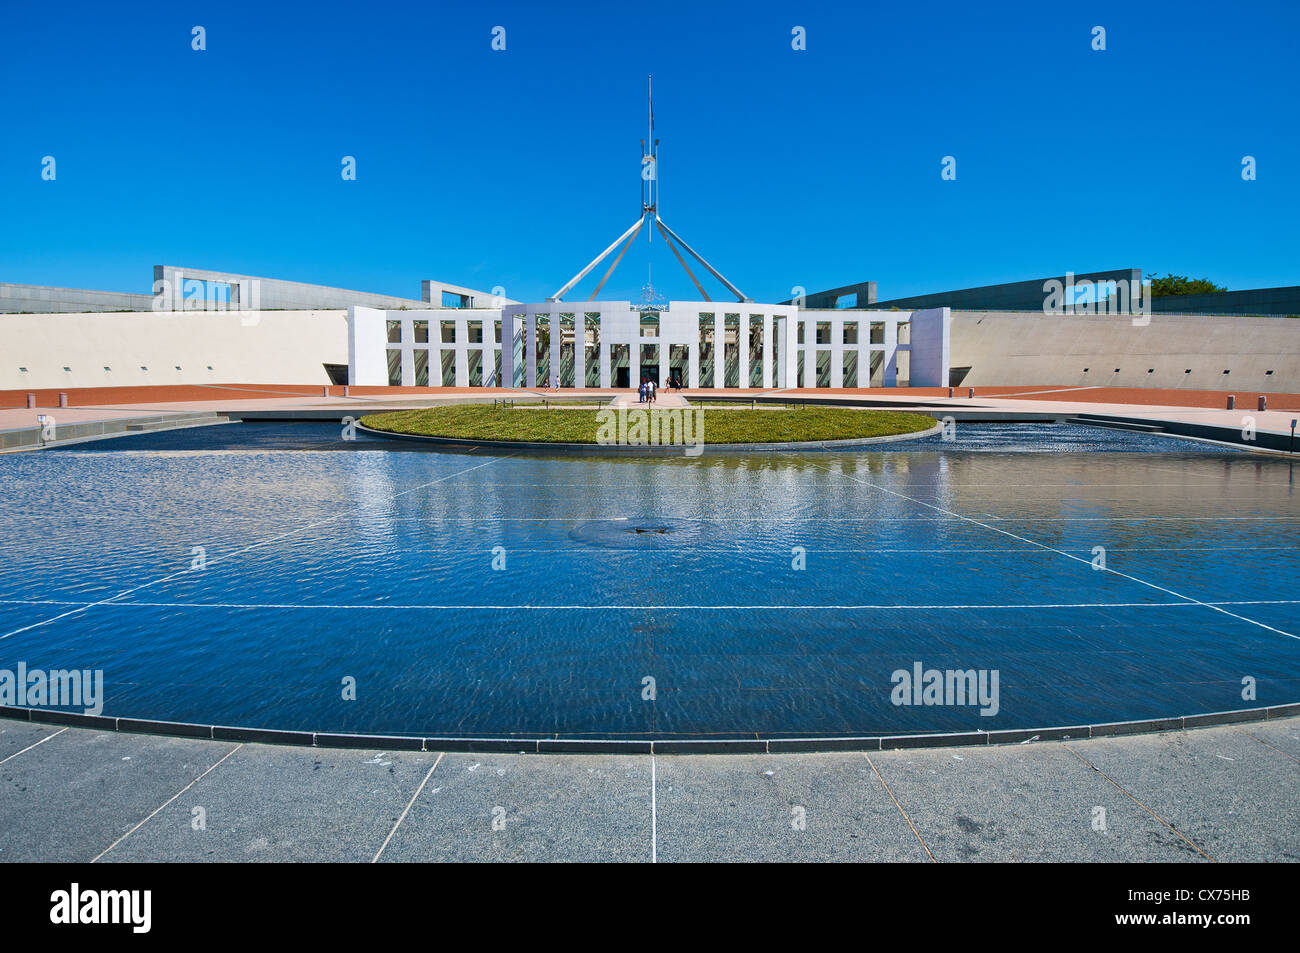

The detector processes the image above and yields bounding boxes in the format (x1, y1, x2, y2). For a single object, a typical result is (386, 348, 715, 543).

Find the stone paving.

(1, 718, 1295, 862)
(4, 384, 1298, 446)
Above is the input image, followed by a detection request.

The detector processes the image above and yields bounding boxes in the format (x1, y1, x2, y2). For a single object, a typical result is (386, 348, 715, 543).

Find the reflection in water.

(0, 422, 1295, 739)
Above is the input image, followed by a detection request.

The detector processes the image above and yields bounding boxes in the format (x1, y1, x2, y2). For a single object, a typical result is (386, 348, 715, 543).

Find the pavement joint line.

(809, 462, 1299, 641)
(0, 726, 67, 766)
(982, 386, 1107, 398)
(91, 742, 243, 863)
(372, 751, 444, 863)
(12, 515, 1294, 522)
(1230, 725, 1300, 766)
(0, 454, 509, 642)
(651, 755, 657, 865)
(1062, 745, 1215, 863)
(863, 752, 935, 863)
(2, 598, 1299, 613)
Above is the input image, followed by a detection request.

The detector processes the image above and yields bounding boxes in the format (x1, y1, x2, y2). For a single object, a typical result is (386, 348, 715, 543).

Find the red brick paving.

(2, 382, 1298, 412)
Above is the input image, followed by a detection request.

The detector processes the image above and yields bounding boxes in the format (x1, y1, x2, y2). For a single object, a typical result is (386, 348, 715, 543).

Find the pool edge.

(4, 702, 1297, 754)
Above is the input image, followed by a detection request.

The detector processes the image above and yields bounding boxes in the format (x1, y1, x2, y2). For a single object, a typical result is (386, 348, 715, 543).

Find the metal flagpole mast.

(550, 74, 749, 302)
(646, 74, 656, 243)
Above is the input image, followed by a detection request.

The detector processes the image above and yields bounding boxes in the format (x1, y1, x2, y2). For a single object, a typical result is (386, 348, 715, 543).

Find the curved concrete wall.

(0, 310, 348, 390)
(950, 311, 1300, 392)
(0, 283, 154, 314)
(4, 307, 1296, 393)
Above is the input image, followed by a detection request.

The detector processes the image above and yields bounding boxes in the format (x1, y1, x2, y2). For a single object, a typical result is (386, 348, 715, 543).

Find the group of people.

(638, 374, 685, 402)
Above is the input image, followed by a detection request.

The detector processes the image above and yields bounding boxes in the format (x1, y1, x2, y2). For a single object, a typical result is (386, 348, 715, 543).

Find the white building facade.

(348, 303, 951, 389)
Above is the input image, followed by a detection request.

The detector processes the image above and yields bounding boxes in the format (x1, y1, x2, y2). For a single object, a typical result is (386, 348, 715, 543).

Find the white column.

(884, 319, 899, 386)
(599, 327, 611, 388)
(455, 315, 468, 387)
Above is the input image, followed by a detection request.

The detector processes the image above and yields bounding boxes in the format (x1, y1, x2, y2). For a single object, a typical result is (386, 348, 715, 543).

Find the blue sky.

(1, 0, 1296, 305)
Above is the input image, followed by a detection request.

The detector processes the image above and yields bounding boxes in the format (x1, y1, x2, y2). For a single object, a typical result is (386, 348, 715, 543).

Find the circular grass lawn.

(360, 404, 937, 445)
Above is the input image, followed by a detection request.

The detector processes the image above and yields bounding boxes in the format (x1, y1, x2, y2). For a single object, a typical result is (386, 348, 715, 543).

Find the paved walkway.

(1, 719, 1295, 862)
(3, 384, 1297, 444)
(608, 393, 690, 409)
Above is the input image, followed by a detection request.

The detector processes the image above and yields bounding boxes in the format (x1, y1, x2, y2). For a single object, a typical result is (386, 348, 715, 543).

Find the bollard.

(58, 392, 68, 408)
(967, 387, 974, 399)
(1258, 395, 1267, 411)
(947, 387, 955, 398)
(26, 393, 36, 409)
(343, 385, 350, 397)
(1226, 395, 1235, 410)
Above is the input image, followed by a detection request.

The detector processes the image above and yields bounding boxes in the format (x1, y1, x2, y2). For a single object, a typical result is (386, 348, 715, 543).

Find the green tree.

(1146, 273, 1227, 296)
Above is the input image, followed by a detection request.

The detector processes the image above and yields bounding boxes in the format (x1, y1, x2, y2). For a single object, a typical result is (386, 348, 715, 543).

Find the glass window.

(559, 314, 575, 386)
(670, 343, 688, 389)
(441, 321, 456, 344)
(610, 343, 630, 388)
(698, 315, 715, 387)
(869, 349, 885, 387)
(413, 320, 429, 343)
(468, 320, 483, 344)
(724, 314, 740, 388)
(386, 320, 402, 344)
(843, 321, 858, 344)
(584, 315, 601, 387)
(386, 349, 402, 386)
(414, 349, 429, 387)
(870, 321, 884, 344)
(816, 321, 831, 345)
(535, 314, 550, 385)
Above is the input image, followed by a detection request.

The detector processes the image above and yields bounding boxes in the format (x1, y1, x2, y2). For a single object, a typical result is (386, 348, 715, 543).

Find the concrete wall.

(805, 270, 1300, 317)
(0, 283, 154, 314)
(153, 266, 435, 312)
(789, 281, 877, 310)
(348, 308, 388, 388)
(1150, 285, 1300, 316)
(0, 310, 348, 389)
(420, 281, 517, 309)
(907, 308, 951, 387)
(871, 269, 1141, 312)
(949, 311, 1300, 392)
